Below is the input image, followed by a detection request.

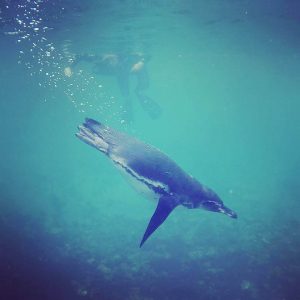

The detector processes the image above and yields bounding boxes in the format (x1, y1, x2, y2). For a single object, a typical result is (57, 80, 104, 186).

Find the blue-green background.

(1, 1, 300, 299)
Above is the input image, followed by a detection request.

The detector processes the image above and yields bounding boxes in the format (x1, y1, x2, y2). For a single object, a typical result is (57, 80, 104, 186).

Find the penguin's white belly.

(111, 156, 168, 202)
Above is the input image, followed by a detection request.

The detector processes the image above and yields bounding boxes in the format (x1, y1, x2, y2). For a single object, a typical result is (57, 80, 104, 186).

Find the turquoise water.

(1, 1, 300, 299)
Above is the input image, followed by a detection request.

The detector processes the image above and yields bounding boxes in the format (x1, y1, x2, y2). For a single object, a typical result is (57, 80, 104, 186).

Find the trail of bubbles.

(2, 0, 126, 122)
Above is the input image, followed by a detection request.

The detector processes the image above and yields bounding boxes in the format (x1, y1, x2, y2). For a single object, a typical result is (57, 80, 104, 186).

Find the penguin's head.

(201, 189, 237, 219)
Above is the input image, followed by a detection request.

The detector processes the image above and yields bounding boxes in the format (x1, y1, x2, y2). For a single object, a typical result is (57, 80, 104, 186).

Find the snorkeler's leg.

(135, 69, 162, 119)
(117, 74, 133, 123)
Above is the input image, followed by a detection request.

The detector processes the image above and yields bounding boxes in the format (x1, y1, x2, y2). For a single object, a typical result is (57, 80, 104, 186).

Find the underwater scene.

(1, 1, 300, 299)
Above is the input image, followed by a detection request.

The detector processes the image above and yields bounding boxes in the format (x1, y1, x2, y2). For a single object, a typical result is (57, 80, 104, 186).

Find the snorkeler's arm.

(70, 54, 99, 67)
(128, 52, 152, 73)
(64, 54, 100, 77)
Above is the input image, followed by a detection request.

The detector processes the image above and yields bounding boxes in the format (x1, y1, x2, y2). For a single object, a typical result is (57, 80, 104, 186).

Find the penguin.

(76, 118, 237, 247)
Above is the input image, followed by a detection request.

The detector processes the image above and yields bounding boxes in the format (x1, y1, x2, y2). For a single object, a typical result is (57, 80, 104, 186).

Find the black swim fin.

(136, 93, 162, 119)
(140, 195, 177, 247)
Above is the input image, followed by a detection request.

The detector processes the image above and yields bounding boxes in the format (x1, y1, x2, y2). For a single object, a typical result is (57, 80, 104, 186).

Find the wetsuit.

(71, 53, 161, 120)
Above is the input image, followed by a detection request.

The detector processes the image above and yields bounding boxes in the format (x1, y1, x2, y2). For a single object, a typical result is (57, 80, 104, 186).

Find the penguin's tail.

(76, 119, 110, 154)
(76, 118, 127, 155)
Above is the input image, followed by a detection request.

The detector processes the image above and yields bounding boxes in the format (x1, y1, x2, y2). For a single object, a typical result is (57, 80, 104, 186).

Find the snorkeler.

(64, 52, 161, 121)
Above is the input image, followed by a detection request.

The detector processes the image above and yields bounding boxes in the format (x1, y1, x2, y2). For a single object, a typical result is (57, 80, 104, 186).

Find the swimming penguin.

(76, 119, 237, 247)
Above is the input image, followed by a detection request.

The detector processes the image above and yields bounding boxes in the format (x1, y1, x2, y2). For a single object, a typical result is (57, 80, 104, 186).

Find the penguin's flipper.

(140, 195, 177, 247)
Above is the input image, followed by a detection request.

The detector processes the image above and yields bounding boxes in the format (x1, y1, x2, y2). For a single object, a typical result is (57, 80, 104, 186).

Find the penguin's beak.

(221, 206, 238, 219)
